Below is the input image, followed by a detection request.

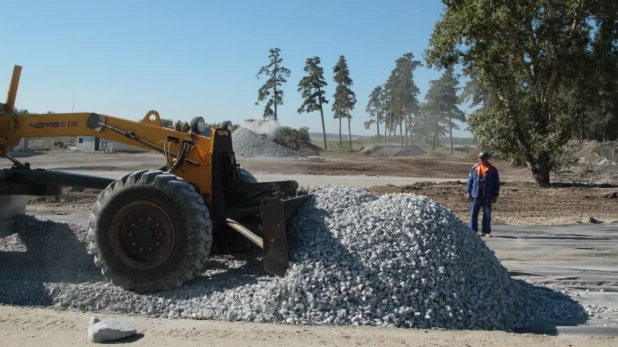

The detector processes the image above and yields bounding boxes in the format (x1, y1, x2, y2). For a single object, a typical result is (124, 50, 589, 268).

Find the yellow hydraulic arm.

(0, 65, 216, 201)
(0, 65, 312, 288)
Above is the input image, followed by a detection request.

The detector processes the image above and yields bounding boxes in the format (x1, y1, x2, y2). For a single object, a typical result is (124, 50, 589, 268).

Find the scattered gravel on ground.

(560, 289, 618, 319)
(232, 127, 306, 159)
(0, 186, 599, 332)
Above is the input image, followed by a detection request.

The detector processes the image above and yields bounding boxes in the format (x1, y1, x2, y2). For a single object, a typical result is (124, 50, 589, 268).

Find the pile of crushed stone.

(232, 127, 306, 159)
(563, 139, 618, 166)
(576, 140, 618, 165)
(0, 186, 592, 332)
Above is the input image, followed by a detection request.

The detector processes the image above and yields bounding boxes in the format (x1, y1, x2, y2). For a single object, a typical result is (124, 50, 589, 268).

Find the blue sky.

(0, 0, 472, 138)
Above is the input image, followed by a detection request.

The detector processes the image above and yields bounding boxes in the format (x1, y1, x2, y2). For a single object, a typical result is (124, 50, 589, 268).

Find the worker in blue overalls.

(465, 151, 500, 237)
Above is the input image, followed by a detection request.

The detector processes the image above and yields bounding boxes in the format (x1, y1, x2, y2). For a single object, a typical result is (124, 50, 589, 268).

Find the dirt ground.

(25, 180, 618, 226)
(1, 305, 616, 347)
(13, 151, 618, 226)
(368, 181, 618, 225)
(2, 149, 618, 345)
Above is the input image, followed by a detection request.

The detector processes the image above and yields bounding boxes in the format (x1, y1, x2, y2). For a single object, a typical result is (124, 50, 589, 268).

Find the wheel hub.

(110, 201, 176, 270)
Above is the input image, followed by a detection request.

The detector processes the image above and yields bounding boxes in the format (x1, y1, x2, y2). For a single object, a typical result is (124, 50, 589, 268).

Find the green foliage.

(332, 55, 357, 149)
(364, 119, 376, 130)
(298, 56, 329, 150)
(160, 118, 174, 128)
(14, 109, 56, 115)
(424, 0, 618, 186)
(275, 126, 311, 143)
(419, 66, 465, 151)
(297, 57, 329, 114)
(382, 53, 422, 145)
(365, 86, 384, 142)
(256, 48, 291, 121)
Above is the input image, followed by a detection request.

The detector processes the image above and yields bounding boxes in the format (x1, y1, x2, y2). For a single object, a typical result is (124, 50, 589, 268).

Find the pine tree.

(383, 53, 422, 146)
(255, 48, 291, 121)
(366, 86, 383, 143)
(421, 66, 465, 152)
(332, 55, 356, 150)
(441, 67, 466, 153)
(332, 89, 345, 147)
(298, 57, 329, 150)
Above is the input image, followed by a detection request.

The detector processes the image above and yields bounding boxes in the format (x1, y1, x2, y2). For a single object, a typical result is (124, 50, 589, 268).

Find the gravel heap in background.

(0, 186, 594, 331)
(232, 127, 306, 159)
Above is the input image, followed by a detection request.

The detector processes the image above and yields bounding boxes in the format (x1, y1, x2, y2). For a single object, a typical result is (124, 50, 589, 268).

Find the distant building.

(11, 138, 28, 152)
(75, 136, 146, 153)
(76, 136, 100, 152)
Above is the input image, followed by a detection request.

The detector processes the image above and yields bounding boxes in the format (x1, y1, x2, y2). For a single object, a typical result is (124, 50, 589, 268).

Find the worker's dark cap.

(478, 151, 490, 159)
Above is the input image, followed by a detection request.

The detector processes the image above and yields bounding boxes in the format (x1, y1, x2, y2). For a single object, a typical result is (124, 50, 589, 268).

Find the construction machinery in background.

(0, 65, 311, 293)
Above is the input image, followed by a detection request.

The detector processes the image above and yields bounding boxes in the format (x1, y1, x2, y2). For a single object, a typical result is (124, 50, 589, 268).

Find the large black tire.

(87, 169, 212, 293)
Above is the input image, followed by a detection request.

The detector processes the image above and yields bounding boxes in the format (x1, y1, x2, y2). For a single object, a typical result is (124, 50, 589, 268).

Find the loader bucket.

(261, 194, 311, 276)
(225, 193, 311, 277)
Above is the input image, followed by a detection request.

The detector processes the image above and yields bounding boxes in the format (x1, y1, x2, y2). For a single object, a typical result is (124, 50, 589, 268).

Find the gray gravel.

(232, 127, 306, 159)
(0, 186, 597, 331)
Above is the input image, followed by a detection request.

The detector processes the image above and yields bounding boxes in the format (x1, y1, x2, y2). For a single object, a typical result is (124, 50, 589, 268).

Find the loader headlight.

(190, 117, 206, 134)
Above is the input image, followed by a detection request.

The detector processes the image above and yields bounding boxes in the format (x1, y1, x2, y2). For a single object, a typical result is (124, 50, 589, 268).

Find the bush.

(298, 127, 311, 142)
(275, 126, 311, 143)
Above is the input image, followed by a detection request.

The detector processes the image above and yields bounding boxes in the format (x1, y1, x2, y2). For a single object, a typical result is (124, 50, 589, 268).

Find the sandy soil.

(2, 149, 618, 345)
(1, 304, 617, 347)
(368, 181, 618, 225)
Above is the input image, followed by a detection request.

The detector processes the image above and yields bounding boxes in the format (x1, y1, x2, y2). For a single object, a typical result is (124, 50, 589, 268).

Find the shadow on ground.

(512, 281, 590, 336)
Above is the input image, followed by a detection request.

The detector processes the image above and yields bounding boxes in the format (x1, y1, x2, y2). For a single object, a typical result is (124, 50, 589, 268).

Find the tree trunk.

(392, 122, 397, 143)
(528, 153, 550, 187)
(432, 127, 437, 151)
(386, 111, 390, 143)
(603, 105, 608, 142)
(407, 113, 413, 145)
(579, 112, 584, 142)
(273, 63, 278, 121)
(399, 114, 403, 146)
(338, 113, 342, 148)
(317, 90, 327, 151)
(449, 116, 454, 154)
(348, 112, 352, 150)
(376, 110, 381, 143)
(384, 112, 388, 142)
(403, 107, 409, 147)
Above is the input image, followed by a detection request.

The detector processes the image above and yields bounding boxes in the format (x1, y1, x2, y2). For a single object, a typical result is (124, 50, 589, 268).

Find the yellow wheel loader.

(0, 65, 310, 293)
